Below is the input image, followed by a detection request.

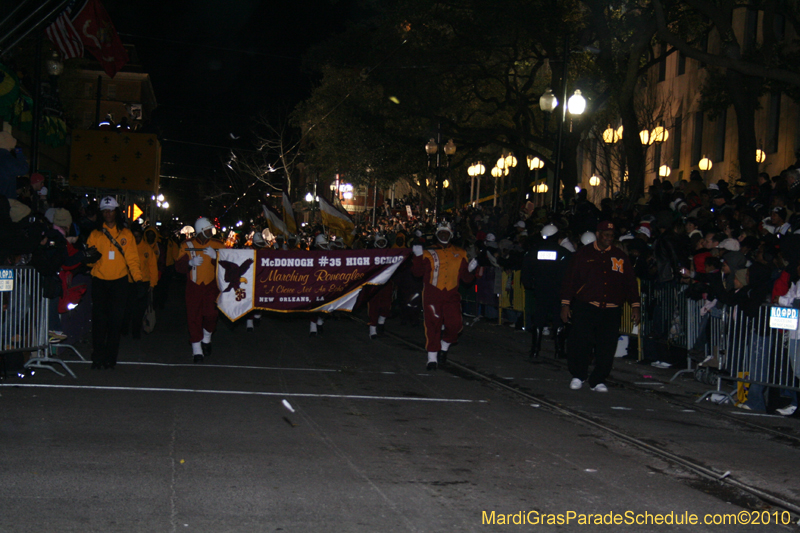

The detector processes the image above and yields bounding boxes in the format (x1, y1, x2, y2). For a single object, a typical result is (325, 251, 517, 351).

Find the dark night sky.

(104, 0, 354, 213)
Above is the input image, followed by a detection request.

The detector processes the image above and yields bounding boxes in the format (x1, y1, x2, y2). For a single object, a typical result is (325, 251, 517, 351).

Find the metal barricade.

(695, 304, 800, 406)
(640, 280, 690, 349)
(498, 270, 525, 326)
(619, 279, 642, 360)
(0, 266, 78, 378)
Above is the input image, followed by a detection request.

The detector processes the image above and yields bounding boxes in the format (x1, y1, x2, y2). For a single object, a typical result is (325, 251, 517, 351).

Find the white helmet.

(314, 234, 329, 249)
(99, 196, 119, 211)
(435, 223, 453, 244)
(580, 231, 596, 245)
(194, 217, 214, 235)
(540, 224, 558, 239)
(252, 231, 267, 248)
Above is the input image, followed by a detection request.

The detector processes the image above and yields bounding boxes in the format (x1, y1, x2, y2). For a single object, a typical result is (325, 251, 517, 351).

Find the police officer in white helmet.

(521, 223, 573, 359)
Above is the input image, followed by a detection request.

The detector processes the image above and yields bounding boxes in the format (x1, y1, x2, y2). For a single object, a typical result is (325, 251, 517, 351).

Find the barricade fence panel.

(722, 304, 800, 393)
(1, 266, 48, 356)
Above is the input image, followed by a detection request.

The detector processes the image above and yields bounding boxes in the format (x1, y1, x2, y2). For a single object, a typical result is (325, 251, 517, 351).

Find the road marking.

(69, 361, 399, 375)
(1, 383, 486, 403)
(70, 361, 341, 372)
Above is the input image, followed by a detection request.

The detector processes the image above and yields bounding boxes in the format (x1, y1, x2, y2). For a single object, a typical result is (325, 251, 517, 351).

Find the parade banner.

(216, 248, 411, 320)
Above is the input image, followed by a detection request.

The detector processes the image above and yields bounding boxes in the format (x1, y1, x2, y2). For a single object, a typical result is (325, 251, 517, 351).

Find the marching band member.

(175, 217, 225, 363)
(309, 233, 330, 336)
(367, 233, 392, 339)
(411, 223, 478, 370)
(246, 230, 267, 332)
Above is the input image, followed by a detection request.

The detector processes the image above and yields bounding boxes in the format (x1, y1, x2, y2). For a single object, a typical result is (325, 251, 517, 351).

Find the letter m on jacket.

(611, 257, 624, 273)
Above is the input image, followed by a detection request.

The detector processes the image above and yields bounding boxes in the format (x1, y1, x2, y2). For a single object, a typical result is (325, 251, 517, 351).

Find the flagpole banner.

(216, 248, 411, 319)
(216, 249, 256, 321)
(282, 193, 297, 235)
(262, 204, 288, 237)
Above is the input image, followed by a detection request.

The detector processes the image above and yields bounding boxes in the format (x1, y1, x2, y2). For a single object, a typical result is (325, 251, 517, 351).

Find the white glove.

(468, 258, 478, 272)
(203, 248, 217, 259)
(412, 245, 423, 257)
(188, 256, 204, 267)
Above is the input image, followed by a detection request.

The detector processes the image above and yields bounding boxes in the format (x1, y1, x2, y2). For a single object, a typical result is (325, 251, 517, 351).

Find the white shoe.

(591, 383, 609, 392)
(570, 378, 583, 390)
(776, 405, 797, 416)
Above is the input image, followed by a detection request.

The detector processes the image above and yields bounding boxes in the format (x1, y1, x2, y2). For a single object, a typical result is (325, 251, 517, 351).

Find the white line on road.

(1, 383, 486, 403)
(68, 361, 399, 375)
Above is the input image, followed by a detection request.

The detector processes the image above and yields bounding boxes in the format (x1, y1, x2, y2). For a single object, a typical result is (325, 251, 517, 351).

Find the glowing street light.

(527, 156, 544, 170)
(567, 90, 586, 115)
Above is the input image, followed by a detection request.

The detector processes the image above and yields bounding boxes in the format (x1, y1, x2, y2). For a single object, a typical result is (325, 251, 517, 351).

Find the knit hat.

(722, 251, 747, 272)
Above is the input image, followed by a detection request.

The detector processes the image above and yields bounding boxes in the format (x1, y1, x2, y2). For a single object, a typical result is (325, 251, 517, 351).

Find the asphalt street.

(2, 289, 799, 532)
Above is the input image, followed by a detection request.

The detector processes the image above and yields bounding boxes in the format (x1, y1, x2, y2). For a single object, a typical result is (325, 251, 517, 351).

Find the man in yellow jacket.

(86, 196, 144, 369)
(175, 217, 225, 363)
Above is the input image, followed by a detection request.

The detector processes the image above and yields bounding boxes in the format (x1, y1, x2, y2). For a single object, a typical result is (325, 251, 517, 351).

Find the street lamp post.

(425, 133, 456, 220)
(30, 43, 63, 174)
(468, 162, 485, 207)
(546, 35, 586, 212)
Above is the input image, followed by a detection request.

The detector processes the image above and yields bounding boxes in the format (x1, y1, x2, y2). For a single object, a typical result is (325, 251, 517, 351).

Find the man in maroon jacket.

(560, 221, 640, 392)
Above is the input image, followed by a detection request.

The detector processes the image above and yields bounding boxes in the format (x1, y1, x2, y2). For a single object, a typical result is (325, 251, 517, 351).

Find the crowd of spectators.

(4, 119, 800, 412)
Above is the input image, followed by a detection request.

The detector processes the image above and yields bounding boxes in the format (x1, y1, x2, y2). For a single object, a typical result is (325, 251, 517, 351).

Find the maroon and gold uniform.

(175, 236, 225, 345)
(411, 245, 474, 353)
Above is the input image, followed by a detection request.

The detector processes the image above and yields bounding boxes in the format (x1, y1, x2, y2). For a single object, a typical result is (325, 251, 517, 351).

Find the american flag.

(45, 1, 84, 60)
